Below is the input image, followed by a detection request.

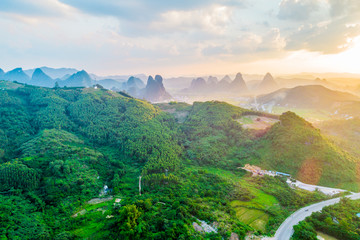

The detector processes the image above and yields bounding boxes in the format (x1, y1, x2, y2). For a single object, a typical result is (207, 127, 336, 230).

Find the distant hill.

(257, 85, 360, 110)
(0, 68, 4, 79)
(143, 75, 172, 102)
(231, 73, 248, 93)
(124, 76, 145, 90)
(189, 77, 207, 91)
(163, 76, 194, 92)
(0, 66, 173, 102)
(24, 67, 78, 79)
(217, 75, 231, 91)
(256, 73, 278, 93)
(30, 68, 55, 88)
(60, 70, 93, 87)
(183, 72, 248, 95)
(3, 68, 30, 83)
(123, 76, 145, 97)
(107, 76, 146, 97)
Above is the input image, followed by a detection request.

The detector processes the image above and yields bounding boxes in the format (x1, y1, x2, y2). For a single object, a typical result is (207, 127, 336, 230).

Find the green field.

(232, 207, 269, 232)
(230, 186, 279, 232)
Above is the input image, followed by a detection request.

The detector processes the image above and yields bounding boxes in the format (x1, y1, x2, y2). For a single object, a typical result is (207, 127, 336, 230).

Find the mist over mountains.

(0, 67, 171, 102)
(256, 85, 360, 110)
(182, 72, 278, 95)
(2, 66, 360, 115)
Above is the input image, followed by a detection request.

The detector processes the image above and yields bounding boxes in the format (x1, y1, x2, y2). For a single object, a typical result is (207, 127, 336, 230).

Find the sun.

(333, 36, 360, 73)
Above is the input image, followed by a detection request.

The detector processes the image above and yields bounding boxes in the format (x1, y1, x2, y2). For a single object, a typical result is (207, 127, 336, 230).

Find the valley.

(3, 1, 360, 238)
(0, 79, 358, 239)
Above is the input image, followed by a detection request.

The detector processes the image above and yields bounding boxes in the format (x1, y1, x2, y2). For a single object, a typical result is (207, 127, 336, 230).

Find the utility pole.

(139, 176, 142, 196)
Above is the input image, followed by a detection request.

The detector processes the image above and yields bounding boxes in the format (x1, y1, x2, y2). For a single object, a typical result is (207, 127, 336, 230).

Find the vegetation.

(236, 112, 358, 190)
(0, 81, 358, 239)
(292, 198, 360, 240)
(318, 118, 360, 157)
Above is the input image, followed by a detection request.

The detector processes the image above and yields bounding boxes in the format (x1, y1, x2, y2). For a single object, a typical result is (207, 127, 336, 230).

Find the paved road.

(274, 193, 360, 240)
(287, 179, 347, 196)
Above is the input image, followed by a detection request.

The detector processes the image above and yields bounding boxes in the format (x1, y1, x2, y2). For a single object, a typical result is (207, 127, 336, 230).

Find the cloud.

(202, 45, 229, 56)
(149, 6, 233, 35)
(0, 0, 71, 17)
(285, 20, 360, 53)
(278, 0, 322, 21)
(56, 0, 245, 37)
(58, 0, 246, 20)
(328, 0, 360, 18)
(1, 0, 360, 75)
(281, 0, 360, 53)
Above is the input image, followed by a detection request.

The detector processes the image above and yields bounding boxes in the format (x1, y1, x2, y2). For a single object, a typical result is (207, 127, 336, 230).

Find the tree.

(291, 221, 317, 240)
(115, 204, 142, 239)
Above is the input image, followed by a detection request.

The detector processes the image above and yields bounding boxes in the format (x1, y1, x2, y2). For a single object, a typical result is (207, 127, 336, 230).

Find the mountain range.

(183, 72, 249, 95)
(183, 72, 278, 95)
(0, 67, 171, 102)
(24, 67, 78, 79)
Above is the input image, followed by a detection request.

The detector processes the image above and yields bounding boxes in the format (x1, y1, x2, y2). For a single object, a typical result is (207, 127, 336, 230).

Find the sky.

(1, 0, 360, 77)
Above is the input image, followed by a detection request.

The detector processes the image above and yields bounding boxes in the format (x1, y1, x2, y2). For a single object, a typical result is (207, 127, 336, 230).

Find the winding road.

(274, 192, 360, 240)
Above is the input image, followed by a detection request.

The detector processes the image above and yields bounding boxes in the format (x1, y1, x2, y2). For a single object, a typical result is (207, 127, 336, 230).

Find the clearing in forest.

(237, 115, 279, 130)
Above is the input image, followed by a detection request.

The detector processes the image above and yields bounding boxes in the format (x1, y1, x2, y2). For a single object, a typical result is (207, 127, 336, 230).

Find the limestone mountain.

(207, 76, 218, 85)
(143, 75, 172, 102)
(60, 70, 93, 87)
(0, 68, 4, 79)
(30, 68, 55, 87)
(218, 75, 231, 90)
(4, 68, 30, 83)
(230, 72, 248, 93)
(125, 76, 145, 89)
(257, 73, 278, 93)
(190, 77, 207, 91)
(24, 67, 78, 79)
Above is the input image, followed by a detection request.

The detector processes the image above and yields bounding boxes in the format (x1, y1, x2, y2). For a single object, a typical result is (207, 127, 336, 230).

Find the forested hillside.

(233, 112, 358, 190)
(0, 80, 357, 239)
(292, 198, 360, 240)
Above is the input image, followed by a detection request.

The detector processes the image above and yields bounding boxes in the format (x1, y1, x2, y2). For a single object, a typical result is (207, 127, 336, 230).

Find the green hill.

(243, 112, 358, 190)
(0, 81, 358, 239)
(317, 118, 360, 158)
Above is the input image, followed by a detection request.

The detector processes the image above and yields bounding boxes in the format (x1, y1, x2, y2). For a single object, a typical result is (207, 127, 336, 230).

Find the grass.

(238, 116, 253, 124)
(84, 201, 112, 212)
(232, 207, 269, 232)
(71, 211, 110, 239)
(204, 166, 280, 232)
(189, 165, 280, 232)
(230, 188, 279, 232)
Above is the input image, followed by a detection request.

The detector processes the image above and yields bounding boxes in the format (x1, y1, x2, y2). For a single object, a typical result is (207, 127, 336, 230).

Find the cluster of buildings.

(240, 164, 291, 178)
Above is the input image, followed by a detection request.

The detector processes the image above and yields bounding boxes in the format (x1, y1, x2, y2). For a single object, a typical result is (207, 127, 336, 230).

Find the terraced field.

(230, 190, 279, 232)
